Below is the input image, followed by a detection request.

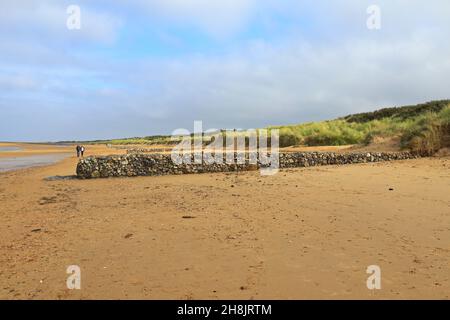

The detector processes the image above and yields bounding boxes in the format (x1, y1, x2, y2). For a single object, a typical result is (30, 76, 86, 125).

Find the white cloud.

(118, 0, 258, 38)
(0, 74, 37, 91)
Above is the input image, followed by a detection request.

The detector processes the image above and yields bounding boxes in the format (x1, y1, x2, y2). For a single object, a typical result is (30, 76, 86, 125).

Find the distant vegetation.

(104, 135, 177, 146)
(78, 100, 450, 155)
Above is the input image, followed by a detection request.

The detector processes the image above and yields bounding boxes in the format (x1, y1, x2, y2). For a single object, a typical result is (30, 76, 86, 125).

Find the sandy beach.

(0, 143, 449, 299)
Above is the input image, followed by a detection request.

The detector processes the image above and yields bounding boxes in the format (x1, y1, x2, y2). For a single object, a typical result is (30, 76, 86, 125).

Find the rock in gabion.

(76, 151, 420, 179)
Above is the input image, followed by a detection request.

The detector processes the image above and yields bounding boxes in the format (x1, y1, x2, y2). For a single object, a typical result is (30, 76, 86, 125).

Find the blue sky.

(1, 0, 450, 141)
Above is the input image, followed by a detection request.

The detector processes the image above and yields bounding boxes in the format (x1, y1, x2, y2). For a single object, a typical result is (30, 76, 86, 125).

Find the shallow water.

(0, 153, 71, 172)
(0, 146, 22, 152)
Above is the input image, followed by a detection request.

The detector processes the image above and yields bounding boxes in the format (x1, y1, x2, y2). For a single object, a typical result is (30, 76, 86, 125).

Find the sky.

(0, 0, 449, 141)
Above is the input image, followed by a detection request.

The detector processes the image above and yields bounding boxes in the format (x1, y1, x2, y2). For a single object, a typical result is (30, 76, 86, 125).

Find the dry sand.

(0, 143, 449, 299)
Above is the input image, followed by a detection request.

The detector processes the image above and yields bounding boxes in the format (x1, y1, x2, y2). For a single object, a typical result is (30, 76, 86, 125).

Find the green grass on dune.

(273, 117, 417, 147)
(400, 106, 450, 154)
(271, 101, 450, 152)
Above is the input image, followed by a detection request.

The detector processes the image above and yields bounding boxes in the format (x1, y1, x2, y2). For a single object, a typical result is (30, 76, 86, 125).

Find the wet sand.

(0, 143, 72, 159)
(0, 147, 22, 152)
(0, 143, 449, 299)
(0, 154, 71, 173)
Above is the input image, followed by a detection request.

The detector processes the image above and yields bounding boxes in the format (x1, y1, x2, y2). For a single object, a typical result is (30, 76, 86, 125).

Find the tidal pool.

(0, 153, 71, 172)
(0, 146, 22, 152)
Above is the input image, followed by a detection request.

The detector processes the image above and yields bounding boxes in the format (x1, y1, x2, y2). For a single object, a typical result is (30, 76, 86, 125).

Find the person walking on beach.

(80, 146, 85, 157)
(76, 145, 81, 158)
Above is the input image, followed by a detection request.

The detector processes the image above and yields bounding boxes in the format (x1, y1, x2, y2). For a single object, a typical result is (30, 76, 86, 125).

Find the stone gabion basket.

(76, 151, 420, 179)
